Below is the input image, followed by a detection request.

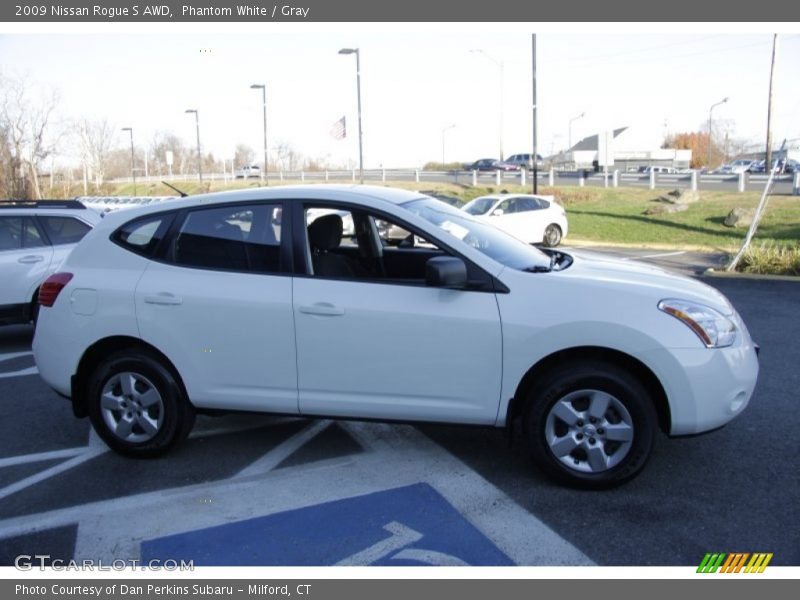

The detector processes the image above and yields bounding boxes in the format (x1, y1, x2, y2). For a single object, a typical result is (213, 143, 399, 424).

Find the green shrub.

(735, 242, 800, 276)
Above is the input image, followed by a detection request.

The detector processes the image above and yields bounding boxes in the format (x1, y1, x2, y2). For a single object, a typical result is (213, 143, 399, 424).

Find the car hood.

(562, 250, 733, 315)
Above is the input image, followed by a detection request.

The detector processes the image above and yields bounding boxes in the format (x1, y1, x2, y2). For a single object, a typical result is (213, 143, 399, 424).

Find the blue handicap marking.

(142, 483, 514, 565)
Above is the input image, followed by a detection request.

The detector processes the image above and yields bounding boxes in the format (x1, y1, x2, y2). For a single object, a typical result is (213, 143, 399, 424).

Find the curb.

(702, 268, 800, 282)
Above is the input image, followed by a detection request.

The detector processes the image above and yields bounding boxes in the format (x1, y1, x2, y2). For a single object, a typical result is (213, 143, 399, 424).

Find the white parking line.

(0, 351, 37, 379)
(0, 447, 107, 502)
(624, 251, 686, 261)
(236, 419, 332, 477)
(0, 366, 38, 379)
(0, 421, 593, 565)
(0, 447, 87, 469)
(0, 351, 33, 362)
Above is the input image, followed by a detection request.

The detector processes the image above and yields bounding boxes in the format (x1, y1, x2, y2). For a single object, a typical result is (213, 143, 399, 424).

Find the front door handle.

(298, 303, 345, 317)
(18, 255, 44, 264)
(144, 293, 183, 306)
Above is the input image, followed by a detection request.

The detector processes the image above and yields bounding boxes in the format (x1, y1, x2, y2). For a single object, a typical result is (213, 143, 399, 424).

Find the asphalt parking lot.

(0, 261, 797, 567)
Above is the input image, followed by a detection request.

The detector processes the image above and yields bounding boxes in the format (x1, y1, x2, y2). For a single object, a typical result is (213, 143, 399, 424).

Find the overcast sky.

(1, 24, 798, 168)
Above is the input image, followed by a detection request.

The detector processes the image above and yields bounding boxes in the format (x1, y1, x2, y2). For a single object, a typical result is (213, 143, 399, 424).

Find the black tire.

(524, 360, 656, 489)
(30, 298, 40, 327)
(87, 350, 195, 457)
(542, 224, 562, 247)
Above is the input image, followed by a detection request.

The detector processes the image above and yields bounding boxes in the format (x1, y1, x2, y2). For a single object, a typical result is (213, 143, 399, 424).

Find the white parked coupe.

(462, 194, 568, 247)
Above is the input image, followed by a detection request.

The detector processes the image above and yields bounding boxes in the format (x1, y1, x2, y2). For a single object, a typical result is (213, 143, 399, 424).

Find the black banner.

(3, 579, 797, 600)
(2, 0, 797, 22)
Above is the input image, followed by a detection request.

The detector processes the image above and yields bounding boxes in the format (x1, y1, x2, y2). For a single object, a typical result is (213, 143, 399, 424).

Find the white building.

(550, 127, 692, 171)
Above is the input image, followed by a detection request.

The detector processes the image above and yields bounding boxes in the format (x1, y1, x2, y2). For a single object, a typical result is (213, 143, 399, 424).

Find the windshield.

(402, 198, 552, 271)
(462, 196, 496, 216)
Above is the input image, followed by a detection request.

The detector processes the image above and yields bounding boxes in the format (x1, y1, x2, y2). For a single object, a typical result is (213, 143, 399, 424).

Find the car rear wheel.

(87, 350, 195, 457)
(524, 360, 656, 488)
(542, 224, 562, 247)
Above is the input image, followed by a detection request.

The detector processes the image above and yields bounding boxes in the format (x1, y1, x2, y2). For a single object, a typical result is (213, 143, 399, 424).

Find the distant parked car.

(501, 153, 544, 171)
(235, 165, 262, 179)
(464, 158, 500, 172)
(0, 200, 101, 326)
(728, 159, 757, 174)
(639, 166, 677, 175)
(462, 193, 568, 247)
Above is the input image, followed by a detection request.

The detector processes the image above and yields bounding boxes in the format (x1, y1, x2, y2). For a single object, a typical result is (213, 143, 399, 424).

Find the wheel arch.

(71, 336, 190, 418)
(506, 346, 670, 434)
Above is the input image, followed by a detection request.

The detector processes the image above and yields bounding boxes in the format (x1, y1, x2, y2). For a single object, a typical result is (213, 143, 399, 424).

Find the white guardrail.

(109, 168, 800, 194)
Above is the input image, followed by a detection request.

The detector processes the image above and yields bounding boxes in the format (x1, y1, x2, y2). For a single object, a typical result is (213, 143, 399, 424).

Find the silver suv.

(503, 153, 543, 171)
(0, 200, 100, 325)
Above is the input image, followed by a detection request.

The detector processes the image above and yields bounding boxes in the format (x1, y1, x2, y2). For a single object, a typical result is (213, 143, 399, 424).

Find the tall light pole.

(471, 49, 504, 160)
(121, 127, 136, 195)
(568, 112, 585, 151)
(250, 84, 268, 185)
(707, 97, 728, 167)
(338, 48, 363, 184)
(185, 109, 202, 183)
(441, 123, 455, 166)
(532, 34, 538, 194)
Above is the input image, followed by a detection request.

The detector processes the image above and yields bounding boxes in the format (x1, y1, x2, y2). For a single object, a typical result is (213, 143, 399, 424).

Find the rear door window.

(172, 203, 282, 274)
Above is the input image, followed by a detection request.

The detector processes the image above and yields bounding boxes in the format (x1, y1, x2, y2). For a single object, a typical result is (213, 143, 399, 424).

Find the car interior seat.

(307, 214, 356, 278)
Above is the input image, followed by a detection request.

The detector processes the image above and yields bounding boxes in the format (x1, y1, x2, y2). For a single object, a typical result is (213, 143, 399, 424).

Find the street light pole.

(250, 84, 268, 185)
(121, 127, 136, 195)
(707, 97, 728, 167)
(441, 123, 455, 166)
(532, 33, 538, 195)
(339, 48, 364, 184)
(185, 109, 202, 183)
(568, 112, 585, 152)
(472, 49, 504, 161)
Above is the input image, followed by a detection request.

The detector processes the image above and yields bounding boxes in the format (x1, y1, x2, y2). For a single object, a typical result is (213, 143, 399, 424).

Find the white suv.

(0, 200, 100, 326)
(32, 186, 759, 488)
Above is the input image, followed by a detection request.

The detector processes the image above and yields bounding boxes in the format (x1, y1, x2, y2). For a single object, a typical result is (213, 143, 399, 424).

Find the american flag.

(329, 116, 346, 140)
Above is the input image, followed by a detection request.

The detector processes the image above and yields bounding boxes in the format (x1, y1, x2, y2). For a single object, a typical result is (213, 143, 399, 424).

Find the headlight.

(658, 299, 737, 348)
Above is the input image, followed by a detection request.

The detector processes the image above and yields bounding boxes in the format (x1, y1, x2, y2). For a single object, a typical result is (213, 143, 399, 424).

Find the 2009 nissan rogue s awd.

(32, 185, 759, 488)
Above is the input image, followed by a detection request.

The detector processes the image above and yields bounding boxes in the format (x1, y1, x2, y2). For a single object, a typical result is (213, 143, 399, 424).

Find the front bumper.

(640, 338, 759, 436)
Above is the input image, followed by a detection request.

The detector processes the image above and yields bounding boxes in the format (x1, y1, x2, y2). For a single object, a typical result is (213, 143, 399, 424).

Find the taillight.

(38, 273, 73, 307)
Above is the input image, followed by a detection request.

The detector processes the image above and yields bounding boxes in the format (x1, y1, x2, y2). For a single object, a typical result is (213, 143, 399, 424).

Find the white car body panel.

(0, 207, 99, 320)
(0, 244, 55, 307)
(293, 277, 502, 424)
(135, 262, 298, 414)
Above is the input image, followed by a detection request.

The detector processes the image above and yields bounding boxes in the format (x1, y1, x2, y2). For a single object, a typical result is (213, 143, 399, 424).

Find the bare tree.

(149, 131, 187, 177)
(273, 141, 301, 172)
(234, 144, 255, 167)
(75, 118, 117, 190)
(0, 71, 59, 199)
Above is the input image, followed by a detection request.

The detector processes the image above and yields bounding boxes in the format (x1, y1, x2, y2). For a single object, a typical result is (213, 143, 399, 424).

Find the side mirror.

(491, 208, 504, 216)
(426, 256, 467, 289)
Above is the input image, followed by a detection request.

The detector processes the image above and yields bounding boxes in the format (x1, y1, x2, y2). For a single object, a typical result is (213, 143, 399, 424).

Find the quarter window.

(38, 216, 91, 245)
(114, 214, 175, 257)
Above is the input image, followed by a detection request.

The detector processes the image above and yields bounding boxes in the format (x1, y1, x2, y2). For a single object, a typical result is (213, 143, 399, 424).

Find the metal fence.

(110, 168, 800, 195)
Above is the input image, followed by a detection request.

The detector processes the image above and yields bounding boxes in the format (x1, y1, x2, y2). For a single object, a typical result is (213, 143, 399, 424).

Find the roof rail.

(0, 199, 86, 209)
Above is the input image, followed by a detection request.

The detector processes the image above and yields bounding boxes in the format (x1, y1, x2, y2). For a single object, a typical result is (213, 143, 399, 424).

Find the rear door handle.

(144, 293, 183, 306)
(298, 303, 345, 317)
(18, 255, 44, 264)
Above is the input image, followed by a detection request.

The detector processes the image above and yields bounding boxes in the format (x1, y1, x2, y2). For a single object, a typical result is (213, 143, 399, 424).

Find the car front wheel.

(524, 360, 657, 488)
(542, 224, 562, 247)
(87, 350, 195, 457)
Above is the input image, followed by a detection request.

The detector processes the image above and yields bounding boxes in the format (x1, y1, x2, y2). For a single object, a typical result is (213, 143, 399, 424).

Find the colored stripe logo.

(697, 552, 773, 573)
